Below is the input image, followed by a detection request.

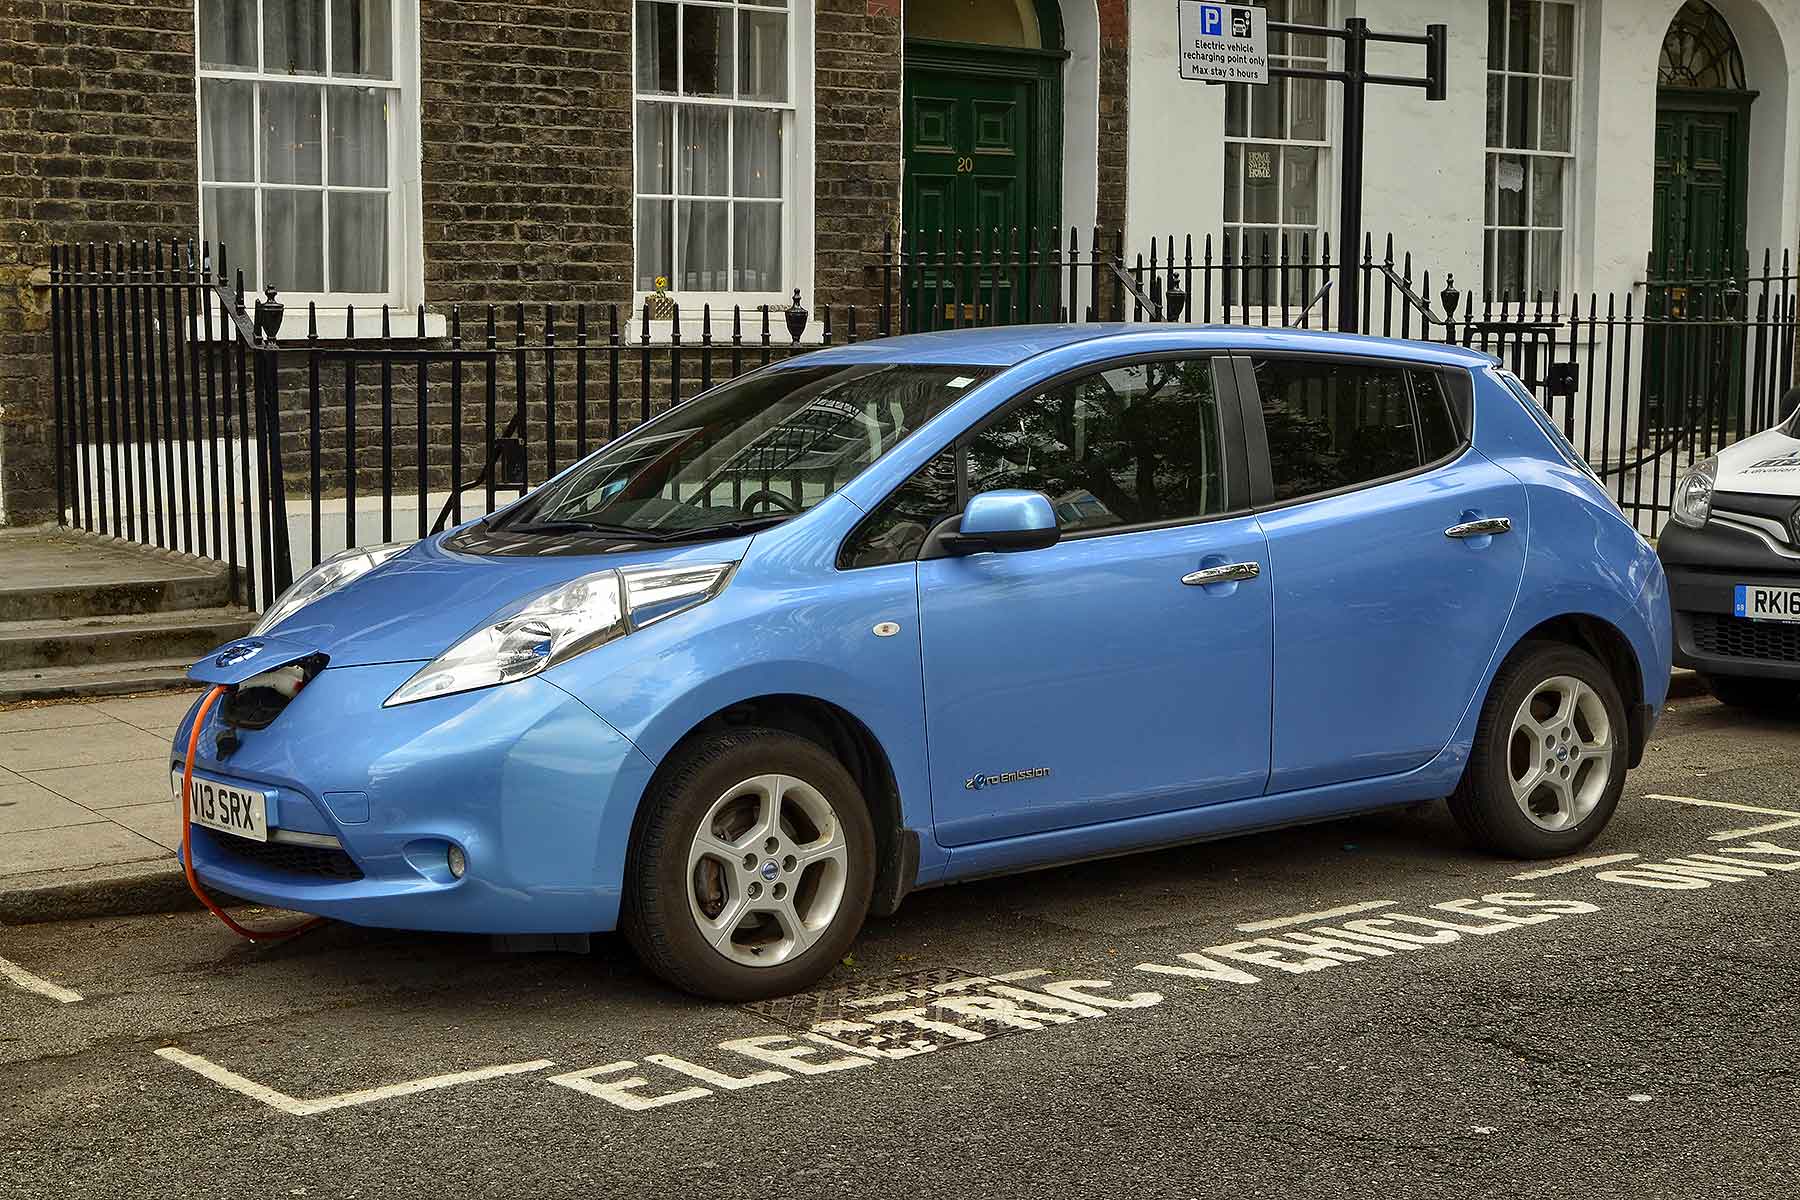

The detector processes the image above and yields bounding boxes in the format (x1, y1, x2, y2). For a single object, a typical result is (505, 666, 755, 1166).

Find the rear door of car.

(1234, 354, 1529, 794)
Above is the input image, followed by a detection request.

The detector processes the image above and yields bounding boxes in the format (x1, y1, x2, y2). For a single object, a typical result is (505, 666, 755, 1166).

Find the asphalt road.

(4, 693, 1799, 1199)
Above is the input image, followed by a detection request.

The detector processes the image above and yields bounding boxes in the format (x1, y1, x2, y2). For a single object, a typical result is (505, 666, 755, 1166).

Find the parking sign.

(1177, 1, 1269, 84)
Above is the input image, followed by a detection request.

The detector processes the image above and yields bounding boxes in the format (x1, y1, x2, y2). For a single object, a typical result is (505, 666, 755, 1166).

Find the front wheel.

(1449, 641, 1628, 859)
(622, 729, 875, 1001)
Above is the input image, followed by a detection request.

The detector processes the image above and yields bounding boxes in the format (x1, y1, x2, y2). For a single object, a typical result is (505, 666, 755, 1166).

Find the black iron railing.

(43, 231, 1800, 613)
(890, 228, 1443, 336)
(46, 241, 290, 609)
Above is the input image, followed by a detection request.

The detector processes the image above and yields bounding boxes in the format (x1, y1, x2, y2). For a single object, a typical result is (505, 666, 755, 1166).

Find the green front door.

(1651, 103, 1745, 277)
(1644, 94, 1751, 432)
(902, 44, 1062, 329)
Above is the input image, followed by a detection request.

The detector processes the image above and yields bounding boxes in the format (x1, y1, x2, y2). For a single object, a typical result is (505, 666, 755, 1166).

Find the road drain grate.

(741, 966, 1045, 1058)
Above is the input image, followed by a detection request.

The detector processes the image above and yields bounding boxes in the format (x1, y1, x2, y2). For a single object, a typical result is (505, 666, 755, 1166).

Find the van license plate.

(1734, 584, 1800, 623)
(171, 770, 269, 842)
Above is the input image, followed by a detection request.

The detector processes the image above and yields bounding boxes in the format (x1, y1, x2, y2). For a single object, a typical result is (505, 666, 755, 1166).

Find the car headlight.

(252, 543, 410, 635)
(1670, 456, 1718, 529)
(384, 562, 735, 707)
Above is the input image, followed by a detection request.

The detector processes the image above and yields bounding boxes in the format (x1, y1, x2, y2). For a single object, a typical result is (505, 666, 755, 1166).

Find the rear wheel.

(1449, 641, 1628, 858)
(622, 729, 874, 1001)
(1702, 674, 1800, 713)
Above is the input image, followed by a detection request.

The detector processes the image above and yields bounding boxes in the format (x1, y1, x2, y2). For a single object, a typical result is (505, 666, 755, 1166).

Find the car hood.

(1716, 421, 1800, 496)
(236, 530, 754, 669)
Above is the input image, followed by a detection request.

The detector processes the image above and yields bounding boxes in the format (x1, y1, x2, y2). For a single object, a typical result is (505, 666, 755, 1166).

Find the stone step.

(0, 659, 199, 704)
(0, 573, 234, 623)
(0, 529, 233, 621)
(0, 608, 255, 672)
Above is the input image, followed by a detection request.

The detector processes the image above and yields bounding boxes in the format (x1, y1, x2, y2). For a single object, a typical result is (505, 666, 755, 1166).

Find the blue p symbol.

(1201, 3, 1222, 35)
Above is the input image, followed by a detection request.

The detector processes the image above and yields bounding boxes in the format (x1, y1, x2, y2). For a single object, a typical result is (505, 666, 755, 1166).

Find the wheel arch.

(1497, 612, 1649, 765)
(637, 693, 916, 918)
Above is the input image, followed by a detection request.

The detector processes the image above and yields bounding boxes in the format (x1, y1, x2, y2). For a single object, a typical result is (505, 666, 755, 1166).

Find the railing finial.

(255, 284, 284, 342)
(785, 288, 808, 343)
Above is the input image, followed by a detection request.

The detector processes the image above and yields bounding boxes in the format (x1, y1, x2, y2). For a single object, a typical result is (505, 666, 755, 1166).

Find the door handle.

(1445, 516, 1513, 539)
(1182, 561, 1260, 586)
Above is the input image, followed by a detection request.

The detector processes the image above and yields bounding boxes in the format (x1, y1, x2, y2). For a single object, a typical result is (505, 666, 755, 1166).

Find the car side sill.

(926, 754, 1465, 889)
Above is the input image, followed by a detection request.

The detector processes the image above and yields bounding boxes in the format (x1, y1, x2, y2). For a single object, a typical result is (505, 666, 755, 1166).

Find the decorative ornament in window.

(1657, 0, 1746, 90)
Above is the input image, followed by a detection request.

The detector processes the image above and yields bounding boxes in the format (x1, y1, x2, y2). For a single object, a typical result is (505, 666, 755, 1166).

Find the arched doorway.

(902, 0, 1066, 325)
(1651, 0, 1753, 278)
(1645, 1, 1755, 431)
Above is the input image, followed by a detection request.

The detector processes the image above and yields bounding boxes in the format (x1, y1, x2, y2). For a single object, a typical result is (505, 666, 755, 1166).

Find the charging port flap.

(187, 635, 322, 687)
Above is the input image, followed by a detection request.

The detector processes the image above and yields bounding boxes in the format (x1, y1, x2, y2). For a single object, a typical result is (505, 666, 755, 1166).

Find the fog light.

(447, 844, 467, 879)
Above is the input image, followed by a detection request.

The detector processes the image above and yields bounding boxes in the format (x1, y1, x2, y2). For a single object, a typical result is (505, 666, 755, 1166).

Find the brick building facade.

(0, 0, 1132, 526)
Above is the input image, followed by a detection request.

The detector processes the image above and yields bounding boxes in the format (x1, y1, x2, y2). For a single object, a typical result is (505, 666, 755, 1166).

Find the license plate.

(1734, 584, 1800, 623)
(171, 770, 270, 842)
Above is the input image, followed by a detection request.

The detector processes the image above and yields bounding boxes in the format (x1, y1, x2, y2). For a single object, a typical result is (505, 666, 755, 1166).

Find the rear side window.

(1253, 358, 1463, 503)
(965, 359, 1229, 534)
(1411, 368, 1464, 462)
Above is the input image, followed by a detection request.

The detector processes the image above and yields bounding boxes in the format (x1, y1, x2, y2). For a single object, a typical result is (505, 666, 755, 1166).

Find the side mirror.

(943, 489, 1060, 555)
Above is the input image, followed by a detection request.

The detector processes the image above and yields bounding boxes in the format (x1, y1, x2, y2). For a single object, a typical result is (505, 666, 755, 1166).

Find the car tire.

(622, 728, 875, 1001)
(1449, 640, 1629, 859)
(1702, 674, 1800, 713)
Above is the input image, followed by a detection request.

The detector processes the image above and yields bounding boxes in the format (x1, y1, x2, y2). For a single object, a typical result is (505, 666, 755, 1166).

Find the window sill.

(624, 313, 825, 347)
(262, 307, 448, 342)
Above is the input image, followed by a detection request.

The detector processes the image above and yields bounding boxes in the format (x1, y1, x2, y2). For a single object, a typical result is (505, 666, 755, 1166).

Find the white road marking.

(155, 1047, 554, 1116)
(1646, 794, 1800, 819)
(1236, 900, 1394, 932)
(1509, 852, 1640, 880)
(1709, 817, 1800, 842)
(0, 956, 82, 1004)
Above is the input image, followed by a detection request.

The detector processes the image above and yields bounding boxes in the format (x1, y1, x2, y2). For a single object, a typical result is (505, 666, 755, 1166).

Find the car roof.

(782, 323, 1500, 370)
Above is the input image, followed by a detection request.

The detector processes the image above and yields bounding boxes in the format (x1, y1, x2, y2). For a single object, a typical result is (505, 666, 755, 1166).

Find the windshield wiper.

(494, 518, 668, 539)
(651, 515, 793, 542)
(495, 513, 791, 542)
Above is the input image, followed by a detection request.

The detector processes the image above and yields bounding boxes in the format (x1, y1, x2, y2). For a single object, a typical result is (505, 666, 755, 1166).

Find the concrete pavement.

(0, 690, 199, 921)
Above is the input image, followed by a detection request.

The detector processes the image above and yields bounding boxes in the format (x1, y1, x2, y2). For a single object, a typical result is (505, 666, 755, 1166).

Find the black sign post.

(1263, 17, 1448, 332)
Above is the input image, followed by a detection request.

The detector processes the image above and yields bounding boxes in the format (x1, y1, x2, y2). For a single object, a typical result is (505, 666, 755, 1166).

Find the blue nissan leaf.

(174, 326, 1672, 1000)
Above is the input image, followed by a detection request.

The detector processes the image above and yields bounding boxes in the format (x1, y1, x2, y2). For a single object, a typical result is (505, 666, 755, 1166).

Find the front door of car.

(1241, 355, 1529, 794)
(912, 356, 1273, 847)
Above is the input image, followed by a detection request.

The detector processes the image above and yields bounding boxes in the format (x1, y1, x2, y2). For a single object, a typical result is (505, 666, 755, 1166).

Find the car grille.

(208, 833, 364, 881)
(1691, 612, 1800, 663)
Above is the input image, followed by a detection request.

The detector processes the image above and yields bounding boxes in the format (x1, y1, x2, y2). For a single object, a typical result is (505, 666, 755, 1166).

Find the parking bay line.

(154, 1047, 556, 1116)
(1646, 793, 1800, 819)
(1509, 852, 1640, 880)
(1236, 900, 1395, 933)
(1646, 794, 1800, 840)
(1709, 817, 1800, 842)
(0, 956, 82, 1005)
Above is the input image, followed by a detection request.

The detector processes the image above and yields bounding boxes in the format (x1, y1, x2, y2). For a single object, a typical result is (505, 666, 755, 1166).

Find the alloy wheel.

(686, 773, 849, 966)
(1506, 674, 1615, 832)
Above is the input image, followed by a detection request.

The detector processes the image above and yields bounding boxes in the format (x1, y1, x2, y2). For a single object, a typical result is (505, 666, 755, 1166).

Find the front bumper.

(172, 662, 656, 934)
(1657, 518, 1800, 681)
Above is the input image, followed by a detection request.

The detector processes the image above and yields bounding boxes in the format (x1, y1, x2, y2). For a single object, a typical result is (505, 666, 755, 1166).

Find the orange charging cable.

(180, 684, 324, 943)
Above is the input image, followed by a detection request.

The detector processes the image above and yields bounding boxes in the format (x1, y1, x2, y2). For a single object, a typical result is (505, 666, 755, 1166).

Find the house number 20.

(955, 156, 975, 173)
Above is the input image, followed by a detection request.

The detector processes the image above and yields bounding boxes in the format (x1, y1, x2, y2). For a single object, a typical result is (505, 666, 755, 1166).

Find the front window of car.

(496, 363, 994, 540)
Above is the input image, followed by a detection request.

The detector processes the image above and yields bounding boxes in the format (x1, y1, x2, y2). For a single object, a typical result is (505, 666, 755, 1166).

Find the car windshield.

(498, 362, 994, 538)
